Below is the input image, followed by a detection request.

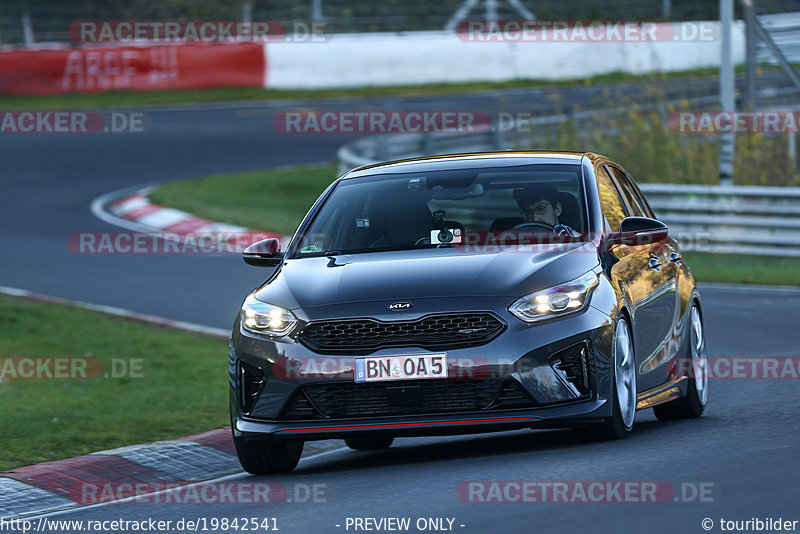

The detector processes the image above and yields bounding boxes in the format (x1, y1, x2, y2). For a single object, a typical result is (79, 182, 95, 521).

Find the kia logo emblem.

(388, 302, 413, 311)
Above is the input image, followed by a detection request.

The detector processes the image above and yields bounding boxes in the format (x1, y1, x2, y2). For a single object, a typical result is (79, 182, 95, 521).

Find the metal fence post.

(485, 0, 499, 21)
(742, 0, 757, 110)
(312, 0, 323, 22)
(719, 0, 735, 185)
(422, 133, 433, 155)
(377, 136, 389, 161)
(22, 12, 34, 47)
(493, 127, 506, 150)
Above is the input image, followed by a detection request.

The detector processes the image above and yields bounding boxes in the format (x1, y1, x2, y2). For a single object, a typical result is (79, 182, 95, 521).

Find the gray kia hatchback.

(229, 151, 708, 474)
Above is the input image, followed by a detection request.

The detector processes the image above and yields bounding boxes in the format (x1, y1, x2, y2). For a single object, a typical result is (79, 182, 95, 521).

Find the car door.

(599, 164, 677, 391)
(631, 176, 695, 352)
(624, 171, 692, 379)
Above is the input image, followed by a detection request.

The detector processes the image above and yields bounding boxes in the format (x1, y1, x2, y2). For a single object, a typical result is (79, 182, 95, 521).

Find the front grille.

(279, 378, 536, 420)
(298, 313, 505, 354)
(549, 343, 591, 397)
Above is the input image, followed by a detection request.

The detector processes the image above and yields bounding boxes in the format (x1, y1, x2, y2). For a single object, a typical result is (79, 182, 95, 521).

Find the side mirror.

(242, 238, 283, 267)
(609, 217, 669, 247)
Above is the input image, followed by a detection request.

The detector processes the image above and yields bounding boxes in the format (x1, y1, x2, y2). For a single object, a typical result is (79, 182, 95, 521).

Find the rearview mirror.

(609, 217, 669, 247)
(242, 238, 283, 267)
(430, 183, 484, 200)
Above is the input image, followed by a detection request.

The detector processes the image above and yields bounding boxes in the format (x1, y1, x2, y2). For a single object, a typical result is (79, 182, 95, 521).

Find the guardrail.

(338, 134, 800, 257)
(637, 184, 800, 257)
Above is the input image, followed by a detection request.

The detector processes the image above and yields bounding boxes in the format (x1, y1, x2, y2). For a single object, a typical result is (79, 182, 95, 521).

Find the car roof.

(342, 151, 607, 179)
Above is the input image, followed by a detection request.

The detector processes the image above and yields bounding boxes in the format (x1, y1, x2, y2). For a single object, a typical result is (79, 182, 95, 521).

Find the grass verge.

(0, 68, 727, 110)
(682, 252, 800, 287)
(149, 164, 339, 235)
(0, 295, 228, 471)
(150, 164, 800, 286)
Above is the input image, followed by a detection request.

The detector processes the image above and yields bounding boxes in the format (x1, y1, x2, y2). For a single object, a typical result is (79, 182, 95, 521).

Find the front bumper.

(233, 399, 608, 441)
(229, 294, 616, 441)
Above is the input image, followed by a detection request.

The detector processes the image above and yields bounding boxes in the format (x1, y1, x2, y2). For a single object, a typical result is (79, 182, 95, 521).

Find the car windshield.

(292, 163, 588, 258)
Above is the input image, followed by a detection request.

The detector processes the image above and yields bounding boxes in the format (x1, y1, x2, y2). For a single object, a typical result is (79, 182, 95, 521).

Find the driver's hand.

(554, 224, 576, 238)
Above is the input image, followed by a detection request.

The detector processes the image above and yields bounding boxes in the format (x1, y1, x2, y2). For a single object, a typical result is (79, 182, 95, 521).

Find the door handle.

(648, 256, 662, 271)
(669, 251, 682, 264)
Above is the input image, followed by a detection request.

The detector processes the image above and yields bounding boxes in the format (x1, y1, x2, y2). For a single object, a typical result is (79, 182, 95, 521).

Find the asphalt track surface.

(3, 79, 800, 533)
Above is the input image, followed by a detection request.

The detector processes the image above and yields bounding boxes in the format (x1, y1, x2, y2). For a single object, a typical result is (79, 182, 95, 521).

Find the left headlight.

(508, 270, 600, 323)
(240, 294, 297, 336)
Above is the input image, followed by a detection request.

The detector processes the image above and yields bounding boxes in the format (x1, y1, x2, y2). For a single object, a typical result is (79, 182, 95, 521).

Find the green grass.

(0, 68, 730, 110)
(0, 295, 229, 471)
(150, 164, 800, 286)
(682, 252, 800, 286)
(149, 164, 339, 235)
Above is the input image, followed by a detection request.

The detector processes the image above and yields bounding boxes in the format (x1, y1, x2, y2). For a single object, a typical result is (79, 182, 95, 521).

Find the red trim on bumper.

(276, 417, 538, 433)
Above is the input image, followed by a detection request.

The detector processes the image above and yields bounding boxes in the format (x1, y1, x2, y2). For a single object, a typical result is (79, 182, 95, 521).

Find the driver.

(515, 186, 577, 237)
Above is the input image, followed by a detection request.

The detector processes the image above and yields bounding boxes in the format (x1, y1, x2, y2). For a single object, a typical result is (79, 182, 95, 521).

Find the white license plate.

(354, 354, 447, 383)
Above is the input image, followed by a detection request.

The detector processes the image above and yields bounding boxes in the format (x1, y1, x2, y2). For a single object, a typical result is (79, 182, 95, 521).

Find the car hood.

(254, 243, 600, 310)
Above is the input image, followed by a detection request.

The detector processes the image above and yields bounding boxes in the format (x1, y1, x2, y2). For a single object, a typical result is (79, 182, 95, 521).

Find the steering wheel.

(510, 221, 555, 231)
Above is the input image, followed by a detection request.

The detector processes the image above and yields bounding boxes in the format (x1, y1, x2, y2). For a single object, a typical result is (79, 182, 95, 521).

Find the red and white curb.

(93, 185, 289, 249)
(91, 185, 291, 250)
(0, 427, 342, 519)
(109, 189, 255, 235)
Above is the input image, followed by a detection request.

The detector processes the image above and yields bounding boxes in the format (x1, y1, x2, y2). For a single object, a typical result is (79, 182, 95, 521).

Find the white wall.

(265, 22, 745, 89)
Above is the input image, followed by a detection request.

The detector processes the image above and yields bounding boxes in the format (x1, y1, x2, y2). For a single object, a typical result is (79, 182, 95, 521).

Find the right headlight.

(508, 270, 599, 323)
(240, 294, 297, 337)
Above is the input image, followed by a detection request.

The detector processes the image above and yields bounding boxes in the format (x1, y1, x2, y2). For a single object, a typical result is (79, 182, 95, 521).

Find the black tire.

(573, 383, 631, 441)
(654, 305, 707, 421)
(574, 316, 636, 441)
(233, 436, 303, 475)
(344, 436, 394, 450)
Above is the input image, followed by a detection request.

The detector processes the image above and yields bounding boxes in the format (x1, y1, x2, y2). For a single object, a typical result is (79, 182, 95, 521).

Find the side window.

(606, 166, 647, 218)
(596, 166, 627, 232)
(627, 178, 657, 219)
